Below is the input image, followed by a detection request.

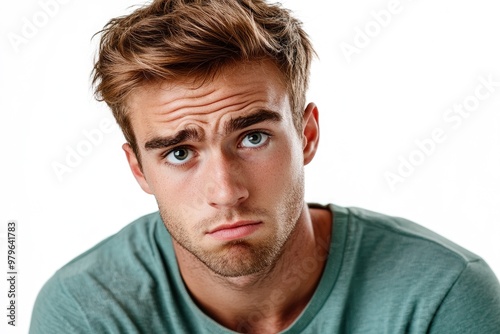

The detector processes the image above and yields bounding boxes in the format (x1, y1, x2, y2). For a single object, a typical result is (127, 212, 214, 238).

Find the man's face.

(124, 61, 319, 277)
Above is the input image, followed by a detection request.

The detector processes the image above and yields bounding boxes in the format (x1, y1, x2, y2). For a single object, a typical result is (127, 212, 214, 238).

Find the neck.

(173, 204, 332, 333)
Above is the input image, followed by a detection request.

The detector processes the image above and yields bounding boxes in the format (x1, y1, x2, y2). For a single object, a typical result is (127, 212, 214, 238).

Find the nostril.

(206, 180, 249, 208)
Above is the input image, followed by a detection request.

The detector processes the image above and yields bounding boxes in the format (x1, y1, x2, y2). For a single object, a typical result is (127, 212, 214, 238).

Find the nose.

(203, 153, 249, 208)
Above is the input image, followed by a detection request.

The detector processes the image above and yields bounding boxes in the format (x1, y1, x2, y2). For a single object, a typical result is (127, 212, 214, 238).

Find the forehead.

(127, 60, 286, 109)
(125, 61, 291, 142)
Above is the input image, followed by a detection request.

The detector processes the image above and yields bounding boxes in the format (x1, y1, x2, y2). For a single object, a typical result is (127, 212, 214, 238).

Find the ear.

(302, 103, 320, 165)
(122, 143, 153, 194)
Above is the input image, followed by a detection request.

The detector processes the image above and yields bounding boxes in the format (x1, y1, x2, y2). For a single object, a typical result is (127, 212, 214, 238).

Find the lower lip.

(208, 223, 262, 241)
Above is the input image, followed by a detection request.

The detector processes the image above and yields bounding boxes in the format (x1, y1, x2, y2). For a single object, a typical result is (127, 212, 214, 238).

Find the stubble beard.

(158, 173, 305, 278)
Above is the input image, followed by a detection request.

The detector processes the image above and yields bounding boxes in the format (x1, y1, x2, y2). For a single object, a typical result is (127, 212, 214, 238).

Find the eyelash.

(161, 130, 272, 166)
(160, 145, 192, 160)
(238, 130, 272, 149)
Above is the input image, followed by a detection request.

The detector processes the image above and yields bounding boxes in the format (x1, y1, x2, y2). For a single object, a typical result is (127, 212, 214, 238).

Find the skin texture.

(123, 60, 332, 333)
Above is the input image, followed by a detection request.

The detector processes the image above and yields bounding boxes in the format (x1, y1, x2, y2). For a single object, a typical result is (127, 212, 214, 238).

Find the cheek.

(250, 143, 302, 192)
(148, 165, 215, 215)
(274, 135, 304, 175)
(142, 163, 186, 203)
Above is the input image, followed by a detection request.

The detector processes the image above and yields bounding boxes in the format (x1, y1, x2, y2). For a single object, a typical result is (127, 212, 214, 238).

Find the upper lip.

(207, 221, 261, 234)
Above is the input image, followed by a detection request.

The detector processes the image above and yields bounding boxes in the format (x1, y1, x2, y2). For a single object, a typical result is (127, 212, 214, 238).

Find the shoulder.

(71, 211, 162, 255)
(56, 211, 164, 281)
(335, 205, 482, 264)
(55, 210, 167, 290)
(329, 204, 500, 332)
(30, 211, 171, 333)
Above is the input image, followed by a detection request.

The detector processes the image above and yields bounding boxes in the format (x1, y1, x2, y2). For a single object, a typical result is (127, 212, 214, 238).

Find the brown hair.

(92, 0, 315, 160)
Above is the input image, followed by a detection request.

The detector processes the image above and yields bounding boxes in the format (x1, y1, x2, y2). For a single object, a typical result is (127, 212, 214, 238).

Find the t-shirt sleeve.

(428, 259, 500, 333)
(29, 275, 91, 334)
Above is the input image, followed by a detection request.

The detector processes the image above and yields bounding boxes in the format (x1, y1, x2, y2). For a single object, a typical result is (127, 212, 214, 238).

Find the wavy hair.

(92, 0, 315, 159)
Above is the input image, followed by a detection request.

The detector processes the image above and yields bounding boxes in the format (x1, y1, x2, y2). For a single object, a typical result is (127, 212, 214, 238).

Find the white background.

(1, 0, 499, 332)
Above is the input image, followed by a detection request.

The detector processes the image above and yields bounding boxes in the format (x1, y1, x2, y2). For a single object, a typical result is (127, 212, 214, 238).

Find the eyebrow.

(224, 109, 282, 135)
(144, 109, 282, 151)
(145, 128, 202, 151)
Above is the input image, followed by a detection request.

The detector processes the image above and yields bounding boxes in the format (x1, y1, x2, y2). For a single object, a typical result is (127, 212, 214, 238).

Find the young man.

(30, 0, 500, 333)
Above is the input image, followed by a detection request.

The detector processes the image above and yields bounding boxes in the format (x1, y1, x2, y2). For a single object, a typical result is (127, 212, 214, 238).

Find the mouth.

(207, 221, 262, 241)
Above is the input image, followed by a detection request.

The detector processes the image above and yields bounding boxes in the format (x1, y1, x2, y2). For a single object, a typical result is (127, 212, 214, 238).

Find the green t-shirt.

(30, 204, 500, 333)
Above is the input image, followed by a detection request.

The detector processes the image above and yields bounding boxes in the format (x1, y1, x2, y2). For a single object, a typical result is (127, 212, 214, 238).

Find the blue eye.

(165, 148, 194, 165)
(241, 132, 270, 148)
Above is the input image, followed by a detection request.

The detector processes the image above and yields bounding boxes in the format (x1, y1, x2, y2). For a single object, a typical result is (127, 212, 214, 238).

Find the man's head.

(92, 0, 314, 162)
(92, 0, 319, 277)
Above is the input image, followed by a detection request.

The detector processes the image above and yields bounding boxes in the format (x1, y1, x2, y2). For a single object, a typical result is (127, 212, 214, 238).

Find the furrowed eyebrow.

(144, 128, 203, 151)
(224, 109, 282, 135)
(143, 109, 281, 151)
